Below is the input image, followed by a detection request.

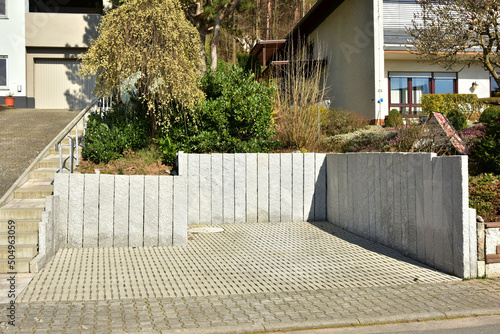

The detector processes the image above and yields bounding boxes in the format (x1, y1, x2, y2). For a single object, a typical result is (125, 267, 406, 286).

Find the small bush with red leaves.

(469, 173, 500, 222)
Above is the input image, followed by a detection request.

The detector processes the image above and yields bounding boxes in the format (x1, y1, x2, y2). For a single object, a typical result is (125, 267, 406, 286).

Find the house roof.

(250, 0, 344, 74)
(250, 40, 286, 67)
(287, 0, 346, 45)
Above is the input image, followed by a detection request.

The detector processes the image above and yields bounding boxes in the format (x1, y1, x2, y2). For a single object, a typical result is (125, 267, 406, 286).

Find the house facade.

(265, 0, 494, 124)
(1, 0, 111, 109)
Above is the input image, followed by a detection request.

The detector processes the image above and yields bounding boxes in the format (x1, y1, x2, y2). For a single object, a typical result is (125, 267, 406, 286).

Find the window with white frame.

(0, 0, 6, 17)
(0, 57, 7, 88)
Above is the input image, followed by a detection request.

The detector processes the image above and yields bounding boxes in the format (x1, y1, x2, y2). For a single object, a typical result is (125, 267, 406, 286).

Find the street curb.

(168, 309, 500, 334)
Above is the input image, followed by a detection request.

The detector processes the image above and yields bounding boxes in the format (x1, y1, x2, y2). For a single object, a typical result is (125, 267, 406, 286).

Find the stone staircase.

(0, 124, 83, 273)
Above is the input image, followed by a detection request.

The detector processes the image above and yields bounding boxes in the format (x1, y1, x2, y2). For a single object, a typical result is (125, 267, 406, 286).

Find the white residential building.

(1, 0, 111, 109)
(255, 0, 494, 124)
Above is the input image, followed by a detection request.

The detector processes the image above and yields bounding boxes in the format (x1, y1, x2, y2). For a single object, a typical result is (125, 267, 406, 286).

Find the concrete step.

(0, 232, 38, 246)
(0, 244, 38, 260)
(49, 145, 73, 155)
(40, 155, 65, 169)
(0, 220, 39, 233)
(30, 168, 58, 179)
(0, 259, 31, 273)
(0, 199, 46, 220)
(14, 179, 54, 199)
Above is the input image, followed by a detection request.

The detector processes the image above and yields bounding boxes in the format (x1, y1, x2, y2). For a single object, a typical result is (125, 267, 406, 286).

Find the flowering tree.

(407, 0, 500, 88)
(80, 0, 204, 136)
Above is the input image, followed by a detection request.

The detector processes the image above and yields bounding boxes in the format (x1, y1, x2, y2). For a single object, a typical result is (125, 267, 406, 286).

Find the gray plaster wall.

(52, 152, 327, 248)
(326, 153, 477, 278)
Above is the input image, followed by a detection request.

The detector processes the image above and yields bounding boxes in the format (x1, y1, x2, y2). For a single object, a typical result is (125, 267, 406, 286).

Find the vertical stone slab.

(187, 154, 200, 225)
(367, 154, 376, 240)
(385, 154, 395, 248)
(199, 154, 212, 225)
(280, 154, 292, 222)
(83, 175, 99, 248)
(432, 156, 445, 272)
(54, 173, 69, 248)
(400, 154, 410, 256)
(269, 154, 281, 222)
(223, 154, 235, 223)
(211, 154, 223, 224)
(373, 154, 382, 245)
(346, 154, 356, 232)
(159, 176, 173, 246)
(292, 153, 304, 222)
(257, 153, 269, 223)
(314, 154, 327, 221)
(304, 153, 316, 222)
(337, 154, 348, 230)
(129, 175, 144, 247)
(451, 156, 469, 278)
(441, 157, 455, 274)
(327, 154, 337, 224)
(358, 154, 370, 239)
(173, 174, 188, 246)
(144, 176, 159, 247)
(234, 153, 247, 223)
(392, 153, 402, 252)
(246, 154, 258, 224)
(98, 175, 114, 248)
(406, 154, 418, 259)
(423, 153, 436, 267)
(469, 208, 478, 279)
(413, 154, 426, 263)
(114, 175, 129, 247)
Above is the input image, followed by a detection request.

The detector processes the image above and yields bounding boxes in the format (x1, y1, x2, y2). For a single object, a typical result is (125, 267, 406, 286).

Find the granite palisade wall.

(326, 152, 477, 278)
(52, 152, 327, 249)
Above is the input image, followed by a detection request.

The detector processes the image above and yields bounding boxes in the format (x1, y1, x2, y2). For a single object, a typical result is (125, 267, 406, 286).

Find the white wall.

(309, 0, 378, 121)
(0, 0, 26, 98)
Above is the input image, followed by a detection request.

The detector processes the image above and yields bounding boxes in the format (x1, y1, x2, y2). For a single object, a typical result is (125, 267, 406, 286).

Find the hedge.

(420, 94, 483, 118)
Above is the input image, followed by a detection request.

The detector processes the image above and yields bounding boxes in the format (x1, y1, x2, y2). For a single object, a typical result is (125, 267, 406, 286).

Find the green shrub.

(385, 109, 404, 128)
(469, 174, 500, 222)
(475, 117, 500, 174)
(446, 108, 467, 130)
(322, 108, 369, 136)
(479, 106, 500, 123)
(159, 64, 278, 164)
(82, 103, 149, 164)
(420, 94, 483, 118)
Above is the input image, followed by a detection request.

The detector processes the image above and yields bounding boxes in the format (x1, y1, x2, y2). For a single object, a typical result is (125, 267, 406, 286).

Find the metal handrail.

(56, 96, 112, 173)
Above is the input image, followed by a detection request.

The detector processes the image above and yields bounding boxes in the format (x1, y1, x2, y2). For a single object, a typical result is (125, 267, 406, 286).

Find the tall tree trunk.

(200, 30, 207, 72)
(211, 11, 221, 70)
(266, 0, 272, 40)
(232, 13, 237, 64)
(256, 0, 261, 39)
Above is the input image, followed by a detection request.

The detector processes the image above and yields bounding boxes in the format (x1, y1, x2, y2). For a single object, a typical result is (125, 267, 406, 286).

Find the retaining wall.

(326, 153, 477, 278)
(47, 151, 476, 278)
(52, 152, 327, 249)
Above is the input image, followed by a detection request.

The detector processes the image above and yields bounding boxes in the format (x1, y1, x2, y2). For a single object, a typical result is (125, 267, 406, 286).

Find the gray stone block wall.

(52, 152, 328, 250)
(326, 153, 476, 278)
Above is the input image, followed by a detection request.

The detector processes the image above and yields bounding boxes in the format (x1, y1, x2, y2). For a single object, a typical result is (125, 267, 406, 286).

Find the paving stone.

(2, 223, 500, 333)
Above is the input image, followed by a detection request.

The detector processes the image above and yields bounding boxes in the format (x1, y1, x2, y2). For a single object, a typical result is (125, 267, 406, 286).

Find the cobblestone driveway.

(3, 222, 500, 333)
(18, 222, 457, 302)
(0, 108, 78, 198)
